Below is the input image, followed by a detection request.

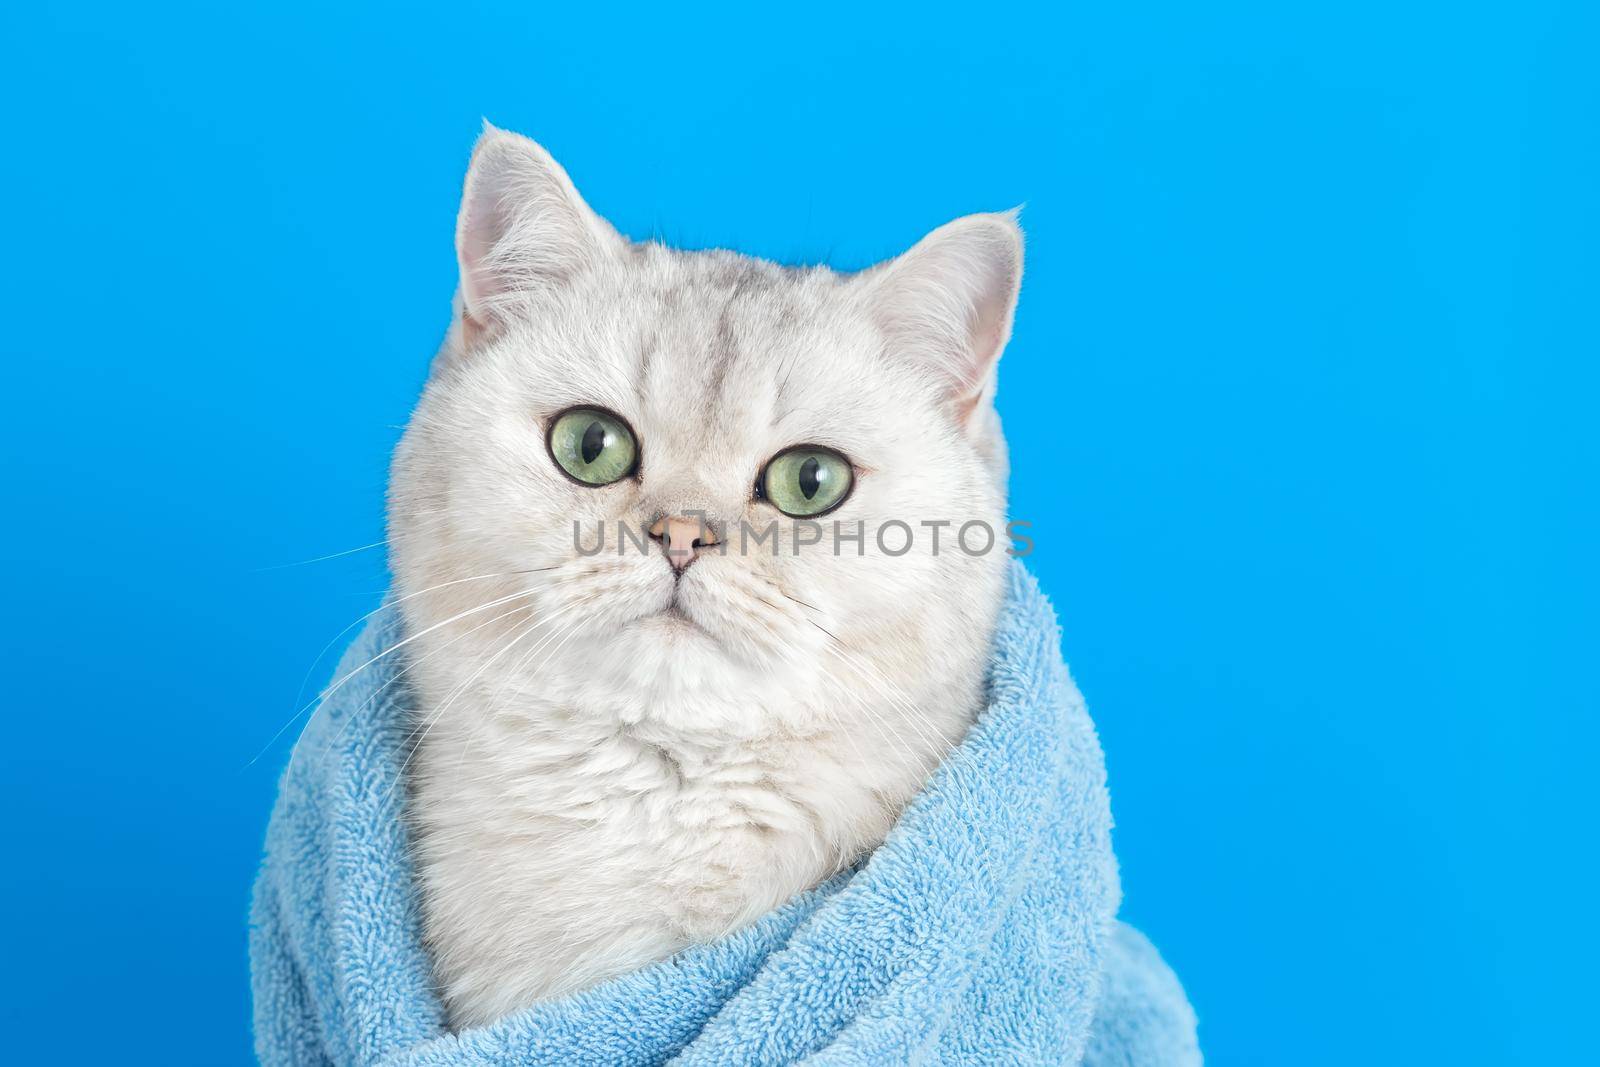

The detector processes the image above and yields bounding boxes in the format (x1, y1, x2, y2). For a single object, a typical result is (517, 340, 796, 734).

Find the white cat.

(389, 124, 1023, 1028)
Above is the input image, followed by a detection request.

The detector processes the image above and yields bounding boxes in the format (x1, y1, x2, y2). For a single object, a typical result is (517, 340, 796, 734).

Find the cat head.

(389, 125, 1022, 738)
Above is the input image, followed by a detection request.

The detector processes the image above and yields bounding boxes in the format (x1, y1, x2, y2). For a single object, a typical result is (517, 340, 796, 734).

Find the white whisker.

(253, 539, 390, 572)
(247, 577, 545, 768)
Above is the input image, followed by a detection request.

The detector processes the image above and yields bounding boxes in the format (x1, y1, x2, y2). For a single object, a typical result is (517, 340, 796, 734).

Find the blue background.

(2, 2, 1593, 1063)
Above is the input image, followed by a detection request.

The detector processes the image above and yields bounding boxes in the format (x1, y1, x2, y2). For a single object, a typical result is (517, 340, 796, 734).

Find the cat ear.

(863, 211, 1023, 432)
(454, 123, 622, 340)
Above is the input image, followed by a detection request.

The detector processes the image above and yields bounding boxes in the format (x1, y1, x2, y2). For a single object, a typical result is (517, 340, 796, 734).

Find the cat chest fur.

(408, 690, 892, 1025)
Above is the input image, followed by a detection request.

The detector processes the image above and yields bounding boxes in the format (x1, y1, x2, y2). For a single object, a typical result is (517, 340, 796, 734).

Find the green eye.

(547, 407, 638, 486)
(760, 446, 853, 517)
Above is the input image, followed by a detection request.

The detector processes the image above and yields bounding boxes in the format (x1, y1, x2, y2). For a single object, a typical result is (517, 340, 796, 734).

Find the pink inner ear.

(457, 191, 507, 313)
(973, 282, 1016, 369)
(455, 133, 531, 321)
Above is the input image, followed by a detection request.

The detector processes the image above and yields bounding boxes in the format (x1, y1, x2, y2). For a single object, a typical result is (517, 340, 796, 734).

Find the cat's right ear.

(453, 123, 622, 346)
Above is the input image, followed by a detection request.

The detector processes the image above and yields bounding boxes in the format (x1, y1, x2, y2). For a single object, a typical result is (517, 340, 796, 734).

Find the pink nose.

(648, 515, 719, 572)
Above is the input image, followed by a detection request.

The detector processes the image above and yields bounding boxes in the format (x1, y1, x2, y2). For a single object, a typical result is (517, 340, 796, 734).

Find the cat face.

(389, 126, 1021, 738)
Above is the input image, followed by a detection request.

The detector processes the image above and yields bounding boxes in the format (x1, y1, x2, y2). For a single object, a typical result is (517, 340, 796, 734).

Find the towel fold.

(251, 563, 1199, 1065)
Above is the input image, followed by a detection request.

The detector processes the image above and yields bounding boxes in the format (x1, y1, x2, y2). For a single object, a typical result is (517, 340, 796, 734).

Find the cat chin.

(626, 605, 715, 644)
(570, 610, 734, 675)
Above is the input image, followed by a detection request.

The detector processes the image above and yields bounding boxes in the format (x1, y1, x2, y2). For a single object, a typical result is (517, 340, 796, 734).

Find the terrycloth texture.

(251, 564, 1199, 1065)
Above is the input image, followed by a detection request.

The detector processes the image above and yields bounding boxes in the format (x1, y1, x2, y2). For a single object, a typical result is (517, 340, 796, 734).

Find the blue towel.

(251, 563, 1200, 1065)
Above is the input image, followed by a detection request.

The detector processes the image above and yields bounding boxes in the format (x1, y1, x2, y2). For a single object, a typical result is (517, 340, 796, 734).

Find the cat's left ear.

(862, 211, 1023, 434)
